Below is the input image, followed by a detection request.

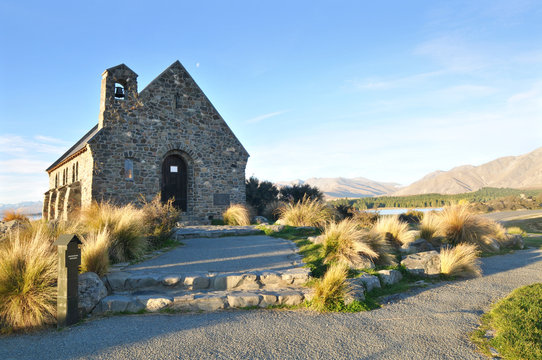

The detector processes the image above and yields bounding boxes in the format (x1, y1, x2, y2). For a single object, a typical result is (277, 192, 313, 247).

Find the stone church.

(44, 61, 249, 224)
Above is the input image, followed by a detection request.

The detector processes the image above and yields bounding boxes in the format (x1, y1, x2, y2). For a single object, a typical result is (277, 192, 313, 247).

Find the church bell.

(114, 86, 125, 98)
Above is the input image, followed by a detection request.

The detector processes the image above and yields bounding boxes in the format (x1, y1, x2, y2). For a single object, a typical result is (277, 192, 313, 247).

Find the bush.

(438, 204, 500, 252)
(330, 203, 354, 220)
(141, 194, 180, 248)
(80, 228, 111, 277)
(263, 200, 285, 222)
(222, 204, 251, 226)
(419, 212, 442, 245)
(311, 263, 350, 312)
(80, 202, 146, 263)
(506, 227, 526, 237)
(2, 210, 29, 222)
(440, 243, 481, 277)
(399, 210, 424, 224)
(245, 177, 279, 215)
(277, 196, 331, 227)
(0, 231, 56, 331)
(321, 219, 378, 269)
(364, 230, 397, 266)
(372, 215, 416, 246)
(350, 210, 380, 228)
(279, 183, 324, 203)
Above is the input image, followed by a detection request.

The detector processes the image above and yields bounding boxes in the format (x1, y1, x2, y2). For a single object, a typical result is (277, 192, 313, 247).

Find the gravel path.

(125, 235, 300, 275)
(483, 209, 542, 222)
(2, 249, 541, 360)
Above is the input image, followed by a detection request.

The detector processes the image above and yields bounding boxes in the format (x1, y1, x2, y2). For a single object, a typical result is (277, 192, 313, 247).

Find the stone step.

(102, 268, 312, 293)
(92, 288, 313, 315)
(174, 225, 263, 240)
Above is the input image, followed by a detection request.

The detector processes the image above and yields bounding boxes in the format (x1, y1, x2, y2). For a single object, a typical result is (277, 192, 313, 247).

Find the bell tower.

(98, 64, 139, 129)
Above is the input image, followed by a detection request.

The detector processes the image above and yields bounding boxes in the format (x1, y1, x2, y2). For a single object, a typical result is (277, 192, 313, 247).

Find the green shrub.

(141, 194, 180, 248)
(311, 263, 350, 312)
(279, 183, 324, 203)
(223, 204, 251, 226)
(278, 196, 331, 227)
(245, 177, 279, 215)
(263, 200, 285, 222)
(0, 231, 56, 332)
(399, 209, 424, 224)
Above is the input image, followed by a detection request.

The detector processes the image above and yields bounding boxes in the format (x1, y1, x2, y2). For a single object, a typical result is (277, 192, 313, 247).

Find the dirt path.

(1, 247, 541, 359)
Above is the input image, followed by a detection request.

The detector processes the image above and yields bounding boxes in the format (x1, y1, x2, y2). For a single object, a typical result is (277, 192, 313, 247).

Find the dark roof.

(46, 125, 100, 172)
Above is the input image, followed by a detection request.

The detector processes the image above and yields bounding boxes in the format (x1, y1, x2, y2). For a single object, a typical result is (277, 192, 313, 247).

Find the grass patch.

(222, 204, 251, 226)
(471, 283, 542, 360)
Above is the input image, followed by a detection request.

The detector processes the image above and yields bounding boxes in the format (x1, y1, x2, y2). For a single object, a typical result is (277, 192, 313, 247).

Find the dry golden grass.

(419, 212, 442, 244)
(311, 263, 350, 312)
(506, 226, 526, 237)
(263, 200, 285, 222)
(80, 201, 146, 263)
(278, 196, 331, 228)
(321, 219, 378, 268)
(2, 210, 29, 222)
(81, 228, 111, 277)
(141, 194, 180, 247)
(440, 243, 482, 277)
(372, 215, 417, 246)
(438, 204, 500, 252)
(0, 231, 56, 331)
(222, 204, 251, 226)
(364, 230, 397, 266)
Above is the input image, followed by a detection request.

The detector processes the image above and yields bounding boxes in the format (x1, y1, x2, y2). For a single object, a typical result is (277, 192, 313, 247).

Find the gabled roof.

(46, 125, 100, 173)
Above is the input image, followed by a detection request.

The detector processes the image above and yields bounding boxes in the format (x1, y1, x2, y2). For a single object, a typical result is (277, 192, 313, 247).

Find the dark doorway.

(161, 155, 187, 211)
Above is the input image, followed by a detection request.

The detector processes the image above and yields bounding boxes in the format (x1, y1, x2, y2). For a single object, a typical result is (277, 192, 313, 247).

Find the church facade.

(44, 61, 249, 224)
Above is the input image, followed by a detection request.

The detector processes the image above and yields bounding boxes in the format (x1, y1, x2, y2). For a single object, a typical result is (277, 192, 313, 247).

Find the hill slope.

(394, 147, 542, 196)
(277, 177, 400, 199)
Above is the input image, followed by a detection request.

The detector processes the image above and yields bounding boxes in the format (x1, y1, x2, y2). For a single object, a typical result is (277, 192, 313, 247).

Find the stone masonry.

(44, 61, 249, 224)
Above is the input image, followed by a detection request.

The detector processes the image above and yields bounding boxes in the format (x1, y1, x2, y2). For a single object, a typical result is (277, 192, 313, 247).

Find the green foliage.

(471, 283, 542, 360)
(331, 187, 542, 210)
(245, 176, 279, 215)
(279, 183, 324, 203)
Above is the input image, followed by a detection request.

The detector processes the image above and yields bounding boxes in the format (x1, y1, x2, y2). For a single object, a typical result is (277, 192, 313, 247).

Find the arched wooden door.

(161, 155, 187, 211)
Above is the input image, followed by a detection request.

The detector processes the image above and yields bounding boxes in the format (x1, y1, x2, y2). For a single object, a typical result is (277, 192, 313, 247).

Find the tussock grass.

(321, 219, 378, 268)
(80, 202, 146, 263)
(141, 194, 180, 248)
(81, 228, 111, 277)
(419, 212, 442, 244)
(278, 196, 331, 228)
(311, 263, 350, 312)
(506, 226, 526, 237)
(263, 200, 285, 222)
(372, 215, 416, 246)
(0, 232, 56, 331)
(364, 230, 397, 266)
(440, 243, 481, 277)
(2, 210, 29, 222)
(438, 204, 500, 252)
(222, 204, 251, 226)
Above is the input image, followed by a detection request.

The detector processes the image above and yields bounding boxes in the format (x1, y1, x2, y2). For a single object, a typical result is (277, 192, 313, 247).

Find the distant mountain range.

(393, 146, 542, 196)
(278, 147, 542, 199)
(0, 201, 43, 217)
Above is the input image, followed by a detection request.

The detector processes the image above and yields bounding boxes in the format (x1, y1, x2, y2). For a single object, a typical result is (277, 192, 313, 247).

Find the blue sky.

(1, 0, 541, 203)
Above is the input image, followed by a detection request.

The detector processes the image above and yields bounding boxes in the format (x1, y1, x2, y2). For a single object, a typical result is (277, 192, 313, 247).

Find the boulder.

(261, 224, 285, 233)
(307, 235, 325, 244)
(253, 216, 269, 224)
(377, 269, 403, 286)
(93, 295, 144, 315)
(351, 256, 375, 270)
(136, 295, 173, 312)
(400, 238, 434, 255)
(78, 272, 108, 315)
(356, 273, 381, 292)
(227, 293, 261, 308)
(344, 278, 366, 304)
(401, 250, 441, 277)
(500, 234, 524, 249)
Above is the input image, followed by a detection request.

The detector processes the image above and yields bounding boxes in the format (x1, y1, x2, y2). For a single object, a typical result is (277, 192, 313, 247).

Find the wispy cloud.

(246, 110, 289, 124)
(0, 134, 68, 155)
(349, 70, 446, 90)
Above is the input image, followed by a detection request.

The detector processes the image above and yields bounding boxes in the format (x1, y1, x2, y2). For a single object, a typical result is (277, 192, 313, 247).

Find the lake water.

(365, 208, 443, 215)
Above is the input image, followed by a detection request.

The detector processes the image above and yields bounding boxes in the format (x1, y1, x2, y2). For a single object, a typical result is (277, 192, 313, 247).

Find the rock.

(400, 238, 435, 255)
(357, 273, 381, 292)
(78, 272, 108, 315)
(0, 220, 24, 238)
(136, 295, 173, 312)
(261, 224, 285, 232)
(184, 276, 210, 290)
(377, 269, 403, 286)
(93, 295, 144, 315)
(161, 275, 182, 286)
(253, 216, 269, 224)
(281, 268, 311, 285)
(274, 219, 286, 226)
(125, 275, 161, 290)
(259, 272, 283, 286)
(351, 256, 375, 270)
(401, 250, 441, 277)
(227, 293, 261, 308)
(344, 278, 366, 304)
(307, 235, 325, 244)
(259, 293, 278, 307)
(278, 291, 304, 306)
(192, 295, 227, 311)
(214, 274, 259, 290)
(103, 271, 131, 291)
(501, 234, 524, 249)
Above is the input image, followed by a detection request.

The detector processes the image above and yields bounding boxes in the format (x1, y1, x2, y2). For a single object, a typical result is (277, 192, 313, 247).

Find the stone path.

(94, 234, 312, 314)
(2, 248, 541, 359)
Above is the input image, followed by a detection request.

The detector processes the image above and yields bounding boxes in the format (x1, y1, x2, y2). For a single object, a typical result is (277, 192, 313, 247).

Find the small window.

(72, 164, 76, 182)
(170, 165, 178, 173)
(175, 93, 181, 108)
(55, 173, 58, 188)
(124, 159, 133, 180)
(75, 162, 79, 181)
